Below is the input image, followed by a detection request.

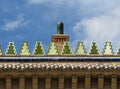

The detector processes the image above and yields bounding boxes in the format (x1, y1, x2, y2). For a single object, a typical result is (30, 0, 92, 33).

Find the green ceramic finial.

(57, 22, 64, 34)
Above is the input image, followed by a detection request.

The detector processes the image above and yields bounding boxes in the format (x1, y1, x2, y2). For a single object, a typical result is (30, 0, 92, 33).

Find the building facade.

(0, 22, 120, 89)
(0, 57, 119, 89)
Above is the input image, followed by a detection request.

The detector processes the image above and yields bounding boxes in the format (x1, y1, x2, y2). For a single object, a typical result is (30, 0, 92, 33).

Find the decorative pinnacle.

(57, 22, 64, 34)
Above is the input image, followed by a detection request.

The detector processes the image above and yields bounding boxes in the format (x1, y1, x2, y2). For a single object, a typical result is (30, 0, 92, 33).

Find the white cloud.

(28, 0, 118, 9)
(2, 15, 28, 31)
(29, 0, 70, 4)
(28, 0, 113, 4)
(28, 0, 120, 53)
(73, 7, 120, 53)
(28, 0, 120, 24)
(29, 0, 49, 4)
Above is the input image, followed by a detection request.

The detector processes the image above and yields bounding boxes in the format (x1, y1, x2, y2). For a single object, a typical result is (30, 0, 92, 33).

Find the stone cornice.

(0, 62, 120, 72)
(0, 56, 120, 61)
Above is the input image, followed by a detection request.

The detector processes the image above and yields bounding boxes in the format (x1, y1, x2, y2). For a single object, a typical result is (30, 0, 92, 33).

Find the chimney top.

(57, 22, 64, 34)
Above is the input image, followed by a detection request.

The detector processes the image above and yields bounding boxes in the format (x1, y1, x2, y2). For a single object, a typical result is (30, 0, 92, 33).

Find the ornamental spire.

(57, 22, 64, 34)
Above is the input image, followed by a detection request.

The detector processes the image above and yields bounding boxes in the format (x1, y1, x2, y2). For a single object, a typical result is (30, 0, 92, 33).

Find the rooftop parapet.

(0, 41, 120, 56)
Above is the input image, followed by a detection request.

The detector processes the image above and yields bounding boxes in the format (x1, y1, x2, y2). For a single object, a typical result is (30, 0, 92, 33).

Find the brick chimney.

(51, 22, 69, 54)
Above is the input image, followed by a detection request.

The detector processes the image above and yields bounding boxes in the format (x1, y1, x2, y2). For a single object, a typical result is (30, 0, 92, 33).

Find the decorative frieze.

(0, 63, 119, 72)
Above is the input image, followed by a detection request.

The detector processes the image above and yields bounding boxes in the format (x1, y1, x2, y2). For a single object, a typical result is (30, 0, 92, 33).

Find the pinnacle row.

(0, 41, 120, 56)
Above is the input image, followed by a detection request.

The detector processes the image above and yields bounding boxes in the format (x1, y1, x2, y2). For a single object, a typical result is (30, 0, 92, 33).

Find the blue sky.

(0, 0, 120, 54)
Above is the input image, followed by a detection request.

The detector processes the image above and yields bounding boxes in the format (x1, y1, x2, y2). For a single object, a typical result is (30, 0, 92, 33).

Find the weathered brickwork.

(2, 74, 120, 89)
